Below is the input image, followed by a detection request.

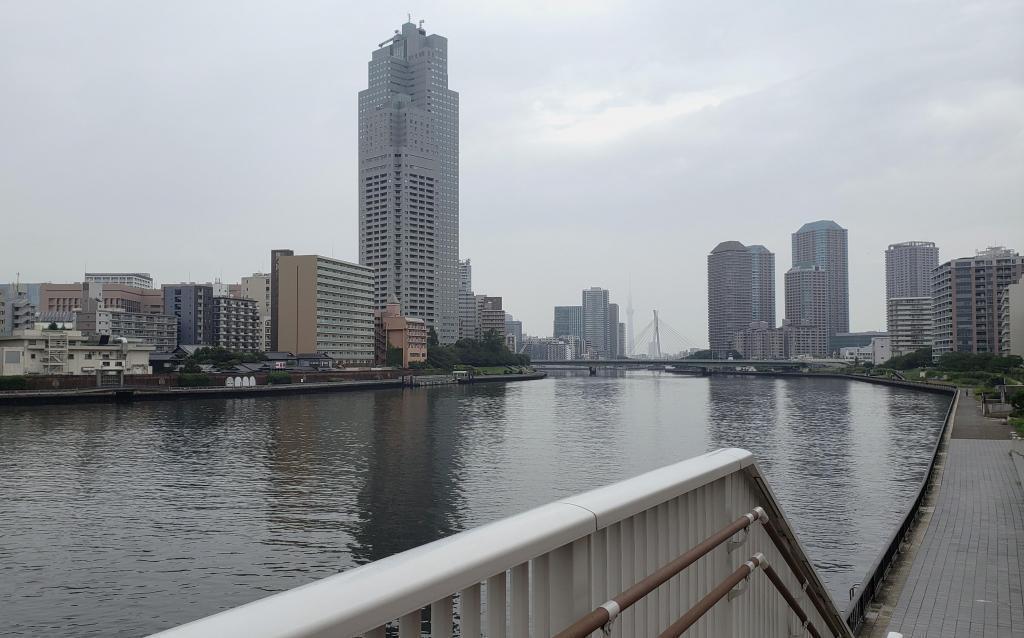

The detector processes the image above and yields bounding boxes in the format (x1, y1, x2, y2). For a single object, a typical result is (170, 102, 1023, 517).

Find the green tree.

(427, 327, 439, 347)
(886, 348, 933, 370)
(1010, 390, 1024, 414)
(386, 346, 404, 367)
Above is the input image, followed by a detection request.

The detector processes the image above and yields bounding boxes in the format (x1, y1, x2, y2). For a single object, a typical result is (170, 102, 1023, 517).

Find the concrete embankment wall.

(841, 377, 957, 633)
(724, 370, 956, 396)
(462, 372, 547, 384)
(0, 372, 548, 406)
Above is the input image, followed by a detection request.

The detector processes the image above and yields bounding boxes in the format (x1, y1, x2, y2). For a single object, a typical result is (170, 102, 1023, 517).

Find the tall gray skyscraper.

(792, 221, 849, 339)
(748, 245, 775, 326)
(607, 303, 620, 359)
(582, 287, 611, 357)
(707, 242, 752, 358)
(358, 20, 460, 343)
(885, 241, 939, 300)
(553, 305, 583, 340)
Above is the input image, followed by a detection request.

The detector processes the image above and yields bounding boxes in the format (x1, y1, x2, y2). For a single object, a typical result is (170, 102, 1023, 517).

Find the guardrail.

(153, 448, 852, 638)
(843, 386, 958, 632)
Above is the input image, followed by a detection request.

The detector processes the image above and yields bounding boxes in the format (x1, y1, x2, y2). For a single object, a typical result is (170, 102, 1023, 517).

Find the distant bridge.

(532, 358, 852, 369)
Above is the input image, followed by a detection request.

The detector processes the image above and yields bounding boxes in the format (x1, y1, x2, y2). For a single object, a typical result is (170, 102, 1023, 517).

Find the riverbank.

(714, 369, 957, 396)
(0, 372, 547, 406)
(860, 390, 1024, 637)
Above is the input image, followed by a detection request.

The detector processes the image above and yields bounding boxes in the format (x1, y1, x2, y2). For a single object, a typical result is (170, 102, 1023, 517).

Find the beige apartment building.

(375, 298, 428, 367)
(241, 273, 271, 352)
(475, 295, 506, 340)
(274, 254, 375, 365)
(40, 282, 164, 314)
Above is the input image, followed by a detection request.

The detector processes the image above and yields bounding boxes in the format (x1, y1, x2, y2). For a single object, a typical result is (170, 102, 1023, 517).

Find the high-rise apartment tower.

(707, 242, 751, 358)
(932, 247, 1023, 358)
(358, 20, 460, 344)
(884, 241, 938, 354)
(792, 221, 849, 342)
(885, 241, 939, 300)
(707, 242, 776, 358)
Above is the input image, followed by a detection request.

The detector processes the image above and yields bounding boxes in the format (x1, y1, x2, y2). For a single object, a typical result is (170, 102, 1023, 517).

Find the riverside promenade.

(877, 389, 1024, 637)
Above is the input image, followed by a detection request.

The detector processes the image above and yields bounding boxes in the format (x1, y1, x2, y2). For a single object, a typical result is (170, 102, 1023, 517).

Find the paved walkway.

(885, 392, 1024, 637)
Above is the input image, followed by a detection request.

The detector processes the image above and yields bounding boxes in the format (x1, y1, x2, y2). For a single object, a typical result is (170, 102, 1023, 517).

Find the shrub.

(267, 372, 292, 385)
(0, 376, 28, 391)
(1010, 390, 1024, 414)
(177, 373, 211, 387)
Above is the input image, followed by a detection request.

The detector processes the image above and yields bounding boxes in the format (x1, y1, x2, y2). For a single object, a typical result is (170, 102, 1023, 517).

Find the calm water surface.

(0, 373, 949, 637)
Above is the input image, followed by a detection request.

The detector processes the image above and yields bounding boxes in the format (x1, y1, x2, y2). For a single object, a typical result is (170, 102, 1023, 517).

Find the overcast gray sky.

(2, 0, 1022, 348)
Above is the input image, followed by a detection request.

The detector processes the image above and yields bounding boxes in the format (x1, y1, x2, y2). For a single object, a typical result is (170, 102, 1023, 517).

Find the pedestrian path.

(886, 392, 1024, 637)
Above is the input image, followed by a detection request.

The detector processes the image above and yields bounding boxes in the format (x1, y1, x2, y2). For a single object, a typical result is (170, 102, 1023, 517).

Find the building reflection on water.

(0, 375, 951, 638)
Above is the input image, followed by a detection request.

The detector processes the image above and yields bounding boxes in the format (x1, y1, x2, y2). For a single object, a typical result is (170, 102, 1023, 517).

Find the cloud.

(0, 0, 1022, 342)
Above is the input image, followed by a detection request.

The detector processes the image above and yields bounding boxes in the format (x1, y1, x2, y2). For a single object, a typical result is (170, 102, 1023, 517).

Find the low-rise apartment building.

(0, 326, 153, 376)
(375, 298, 428, 367)
(84, 272, 155, 289)
(213, 296, 260, 352)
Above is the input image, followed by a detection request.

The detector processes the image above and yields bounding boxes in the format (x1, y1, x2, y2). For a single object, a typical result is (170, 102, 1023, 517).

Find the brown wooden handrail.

(762, 562, 824, 638)
(553, 508, 768, 638)
(761, 517, 837, 635)
(657, 553, 825, 638)
(657, 553, 768, 638)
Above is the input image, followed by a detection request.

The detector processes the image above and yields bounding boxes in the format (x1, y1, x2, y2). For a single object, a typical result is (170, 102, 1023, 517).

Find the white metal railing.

(152, 448, 852, 638)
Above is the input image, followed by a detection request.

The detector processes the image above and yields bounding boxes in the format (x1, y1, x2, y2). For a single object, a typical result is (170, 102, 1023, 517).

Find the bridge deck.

(885, 392, 1024, 637)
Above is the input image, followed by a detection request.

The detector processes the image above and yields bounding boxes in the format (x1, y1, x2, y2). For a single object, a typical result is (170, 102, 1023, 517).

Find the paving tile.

(887, 394, 1023, 637)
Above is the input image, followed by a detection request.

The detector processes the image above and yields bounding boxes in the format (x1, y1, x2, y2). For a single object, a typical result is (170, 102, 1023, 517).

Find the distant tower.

(626, 284, 635, 356)
(358, 19, 460, 343)
(582, 287, 611, 357)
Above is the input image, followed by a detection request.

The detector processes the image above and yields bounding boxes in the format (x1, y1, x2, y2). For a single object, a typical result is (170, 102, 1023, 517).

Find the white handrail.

(152, 448, 848, 638)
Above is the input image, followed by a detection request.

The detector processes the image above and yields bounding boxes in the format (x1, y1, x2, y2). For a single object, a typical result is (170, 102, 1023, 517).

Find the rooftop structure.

(84, 272, 154, 289)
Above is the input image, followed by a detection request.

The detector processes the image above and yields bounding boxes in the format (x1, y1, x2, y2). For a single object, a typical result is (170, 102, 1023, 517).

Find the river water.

(0, 373, 949, 637)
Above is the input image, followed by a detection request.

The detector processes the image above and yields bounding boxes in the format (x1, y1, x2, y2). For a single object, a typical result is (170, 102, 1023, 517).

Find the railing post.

(510, 564, 529, 638)
(430, 596, 453, 638)
(459, 584, 482, 638)
(487, 574, 507, 638)
(530, 555, 550, 637)
(572, 538, 592, 621)
(549, 544, 574, 634)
